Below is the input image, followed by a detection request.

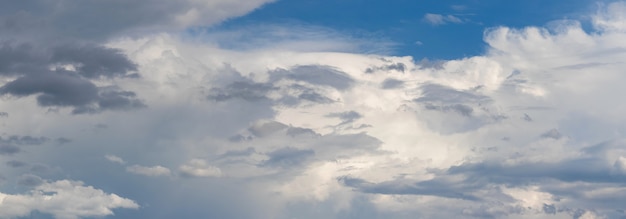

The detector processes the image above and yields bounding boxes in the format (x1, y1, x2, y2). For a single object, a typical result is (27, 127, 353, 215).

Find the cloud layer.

(2, 1, 626, 219)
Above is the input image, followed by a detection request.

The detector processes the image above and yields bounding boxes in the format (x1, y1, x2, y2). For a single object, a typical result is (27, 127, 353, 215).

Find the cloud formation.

(0, 180, 138, 219)
(2, 1, 626, 219)
(423, 13, 465, 25)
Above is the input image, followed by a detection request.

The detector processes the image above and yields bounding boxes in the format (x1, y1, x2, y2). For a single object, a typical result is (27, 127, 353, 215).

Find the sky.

(1, 1, 626, 219)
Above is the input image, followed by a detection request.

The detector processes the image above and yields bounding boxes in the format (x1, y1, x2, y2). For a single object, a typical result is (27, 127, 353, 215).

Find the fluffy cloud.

(0, 180, 138, 219)
(3, 1, 626, 219)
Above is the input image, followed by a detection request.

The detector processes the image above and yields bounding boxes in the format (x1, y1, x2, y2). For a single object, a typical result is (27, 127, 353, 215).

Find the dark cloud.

(297, 92, 334, 104)
(221, 147, 256, 157)
(0, 112, 7, 117)
(260, 147, 315, 168)
(17, 174, 43, 187)
(424, 103, 474, 117)
(1, 71, 98, 106)
(326, 111, 362, 124)
(338, 176, 481, 201)
(207, 81, 275, 102)
(447, 159, 623, 185)
(90, 89, 146, 112)
(286, 127, 319, 137)
(248, 121, 288, 137)
(415, 83, 490, 104)
(365, 63, 406, 73)
(0, 42, 144, 114)
(380, 78, 405, 89)
(523, 113, 533, 122)
(314, 133, 382, 157)
(271, 65, 355, 90)
(50, 44, 138, 78)
(541, 129, 563, 139)
(228, 134, 252, 142)
(6, 160, 27, 168)
(416, 58, 446, 69)
(55, 137, 72, 144)
(543, 204, 557, 214)
(0, 144, 20, 155)
(1, 135, 48, 145)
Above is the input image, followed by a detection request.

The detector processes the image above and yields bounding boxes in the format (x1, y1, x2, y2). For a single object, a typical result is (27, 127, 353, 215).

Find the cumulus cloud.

(0, 180, 139, 219)
(3, 0, 626, 219)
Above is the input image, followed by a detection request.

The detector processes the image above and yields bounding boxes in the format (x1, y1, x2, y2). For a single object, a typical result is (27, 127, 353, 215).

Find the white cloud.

(423, 13, 465, 26)
(3, 1, 626, 218)
(593, 1, 626, 32)
(105, 154, 126, 164)
(0, 180, 138, 219)
(179, 159, 222, 177)
(126, 165, 171, 177)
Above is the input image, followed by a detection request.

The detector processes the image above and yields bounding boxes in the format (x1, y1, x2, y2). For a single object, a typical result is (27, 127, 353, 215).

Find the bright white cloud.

(3, 1, 626, 219)
(0, 180, 138, 219)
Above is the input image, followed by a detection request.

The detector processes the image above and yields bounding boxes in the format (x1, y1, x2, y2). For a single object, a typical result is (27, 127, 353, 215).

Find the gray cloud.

(415, 83, 490, 104)
(338, 176, 481, 201)
(0, 144, 20, 155)
(55, 137, 72, 144)
(6, 160, 27, 168)
(365, 62, 406, 73)
(380, 78, 405, 89)
(50, 44, 138, 78)
(541, 129, 563, 139)
(0, 135, 48, 145)
(248, 121, 289, 137)
(326, 111, 362, 125)
(17, 174, 44, 187)
(260, 147, 315, 168)
(0, 42, 144, 113)
(208, 81, 275, 102)
(271, 65, 355, 90)
(0, 0, 273, 41)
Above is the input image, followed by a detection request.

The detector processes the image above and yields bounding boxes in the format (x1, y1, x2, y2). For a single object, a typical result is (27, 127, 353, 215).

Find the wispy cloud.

(423, 13, 465, 26)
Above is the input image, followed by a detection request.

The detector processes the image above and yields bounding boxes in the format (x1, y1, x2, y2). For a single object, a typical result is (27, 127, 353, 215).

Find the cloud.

(6, 160, 27, 168)
(0, 42, 145, 114)
(105, 155, 126, 165)
(0, 180, 139, 219)
(3, 1, 626, 219)
(592, 1, 626, 32)
(423, 13, 465, 26)
(0, 0, 275, 40)
(260, 147, 315, 168)
(0, 144, 20, 155)
(179, 159, 222, 178)
(17, 174, 43, 187)
(126, 165, 171, 177)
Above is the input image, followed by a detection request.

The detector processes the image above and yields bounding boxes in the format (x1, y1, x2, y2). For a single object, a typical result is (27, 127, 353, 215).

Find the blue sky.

(216, 0, 601, 59)
(2, 1, 626, 219)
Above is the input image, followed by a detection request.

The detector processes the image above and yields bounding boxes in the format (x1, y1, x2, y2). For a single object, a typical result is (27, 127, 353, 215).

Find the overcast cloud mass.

(1, 0, 626, 218)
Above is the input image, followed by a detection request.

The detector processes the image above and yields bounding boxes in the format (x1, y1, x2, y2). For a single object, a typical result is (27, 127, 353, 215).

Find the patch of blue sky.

(201, 0, 607, 60)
